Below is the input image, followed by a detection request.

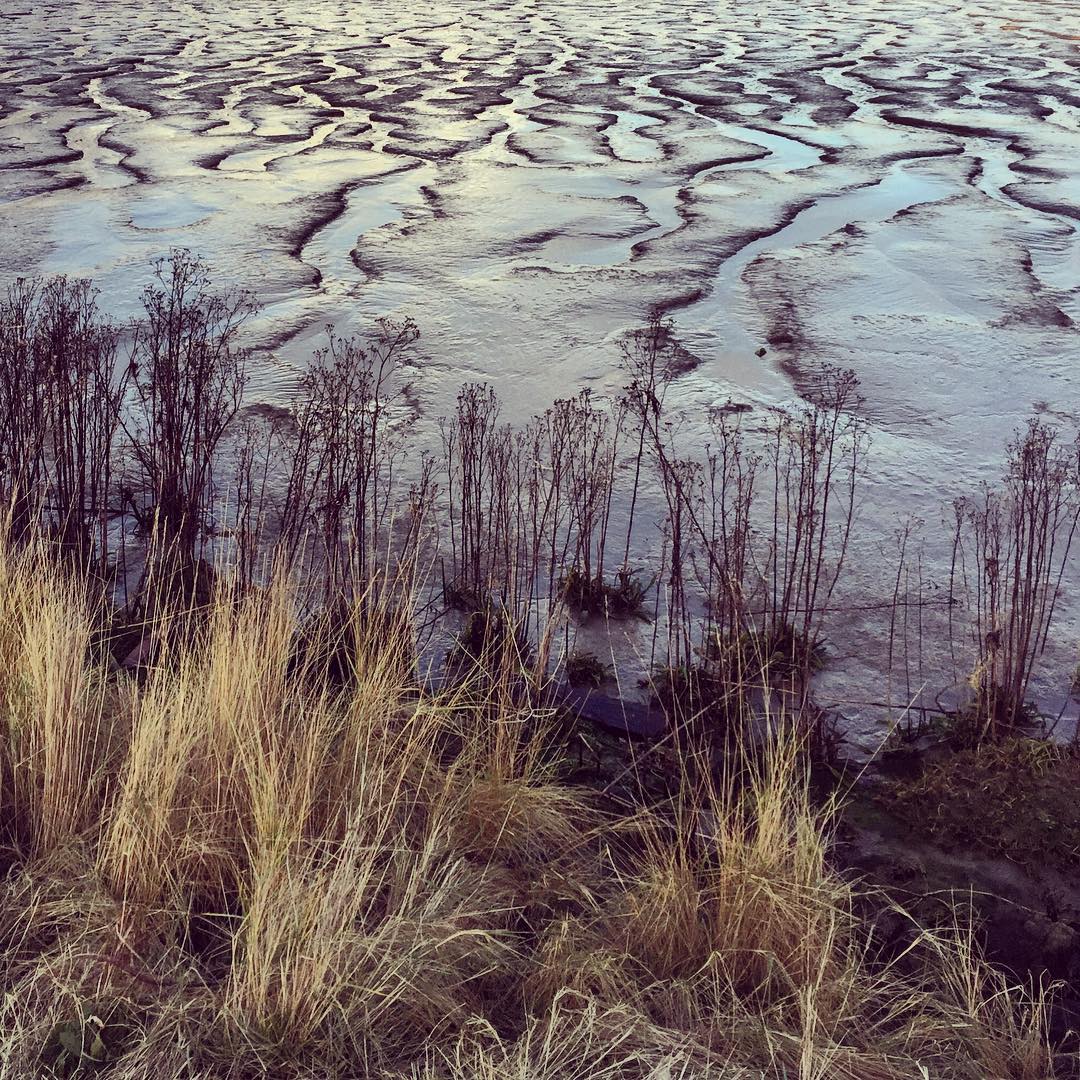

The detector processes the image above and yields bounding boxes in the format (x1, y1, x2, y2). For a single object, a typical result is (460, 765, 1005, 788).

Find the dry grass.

(0, 540, 1071, 1079)
(0, 541, 113, 857)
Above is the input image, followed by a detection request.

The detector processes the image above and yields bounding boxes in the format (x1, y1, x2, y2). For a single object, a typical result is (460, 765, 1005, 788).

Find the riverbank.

(0, 538, 1074, 1078)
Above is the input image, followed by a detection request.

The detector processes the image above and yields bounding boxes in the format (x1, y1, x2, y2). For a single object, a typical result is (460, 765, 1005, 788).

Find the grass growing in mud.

(0, 538, 1071, 1080)
(883, 738, 1080, 873)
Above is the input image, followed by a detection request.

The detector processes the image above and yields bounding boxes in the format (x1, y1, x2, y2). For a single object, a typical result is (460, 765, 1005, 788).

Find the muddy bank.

(839, 745, 1080, 1052)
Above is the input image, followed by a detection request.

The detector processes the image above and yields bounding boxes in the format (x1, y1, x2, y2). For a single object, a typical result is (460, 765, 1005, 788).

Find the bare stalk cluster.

(949, 420, 1080, 741)
(1, 260, 1076, 748)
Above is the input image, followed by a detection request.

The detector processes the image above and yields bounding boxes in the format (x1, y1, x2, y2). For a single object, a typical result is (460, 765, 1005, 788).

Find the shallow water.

(2, 0, 1079, 745)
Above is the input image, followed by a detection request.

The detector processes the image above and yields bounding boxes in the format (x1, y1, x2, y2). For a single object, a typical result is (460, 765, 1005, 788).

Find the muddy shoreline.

(2, 0, 1079, 745)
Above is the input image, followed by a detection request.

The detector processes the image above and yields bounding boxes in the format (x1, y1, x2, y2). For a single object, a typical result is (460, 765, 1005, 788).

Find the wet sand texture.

(1, 0, 1078, 744)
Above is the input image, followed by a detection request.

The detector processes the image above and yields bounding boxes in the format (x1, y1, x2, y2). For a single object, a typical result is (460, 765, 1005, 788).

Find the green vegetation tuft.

(883, 737, 1080, 872)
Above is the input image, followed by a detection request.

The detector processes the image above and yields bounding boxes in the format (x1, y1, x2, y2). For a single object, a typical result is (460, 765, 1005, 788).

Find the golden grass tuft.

(0, 540, 111, 858)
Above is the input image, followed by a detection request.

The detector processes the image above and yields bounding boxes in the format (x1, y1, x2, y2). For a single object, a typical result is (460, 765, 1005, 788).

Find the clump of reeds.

(619, 316, 866, 747)
(123, 250, 254, 564)
(275, 317, 424, 593)
(7, 258, 1078, 763)
(948, 420, 1080, 743)
(0, 276, 124, 570)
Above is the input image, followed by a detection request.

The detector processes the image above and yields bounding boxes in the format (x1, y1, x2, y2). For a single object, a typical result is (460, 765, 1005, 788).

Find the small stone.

(1044, 920, 1077, 957)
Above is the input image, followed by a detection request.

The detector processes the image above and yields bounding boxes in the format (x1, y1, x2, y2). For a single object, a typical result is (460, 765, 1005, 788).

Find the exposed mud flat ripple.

(1, 0, 1079, 743)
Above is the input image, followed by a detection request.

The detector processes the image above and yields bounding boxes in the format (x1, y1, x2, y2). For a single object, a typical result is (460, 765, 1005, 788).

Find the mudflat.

(1, 0, 1078, 739)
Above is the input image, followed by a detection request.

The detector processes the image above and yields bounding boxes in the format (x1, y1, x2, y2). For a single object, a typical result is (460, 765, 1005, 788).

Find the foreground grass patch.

(0, 542, 1071, 1078)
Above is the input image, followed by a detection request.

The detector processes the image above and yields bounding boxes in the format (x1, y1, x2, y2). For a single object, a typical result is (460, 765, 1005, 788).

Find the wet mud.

(1, 0, 1078, 745)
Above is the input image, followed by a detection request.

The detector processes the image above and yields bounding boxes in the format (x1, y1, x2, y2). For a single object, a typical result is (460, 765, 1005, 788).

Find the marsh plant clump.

(563, 648, 611, 689)
(561, 566, 653, 622)
(946, 420, 1080, 743)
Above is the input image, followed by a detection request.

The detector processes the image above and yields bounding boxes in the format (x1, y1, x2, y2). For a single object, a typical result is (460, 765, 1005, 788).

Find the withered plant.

(949, 419, 1080, 741)
(277, 318, 421, 596)
(122, 250, 254, 564)
(0, 277, 125, 572)
(621, 319, 866, 744)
